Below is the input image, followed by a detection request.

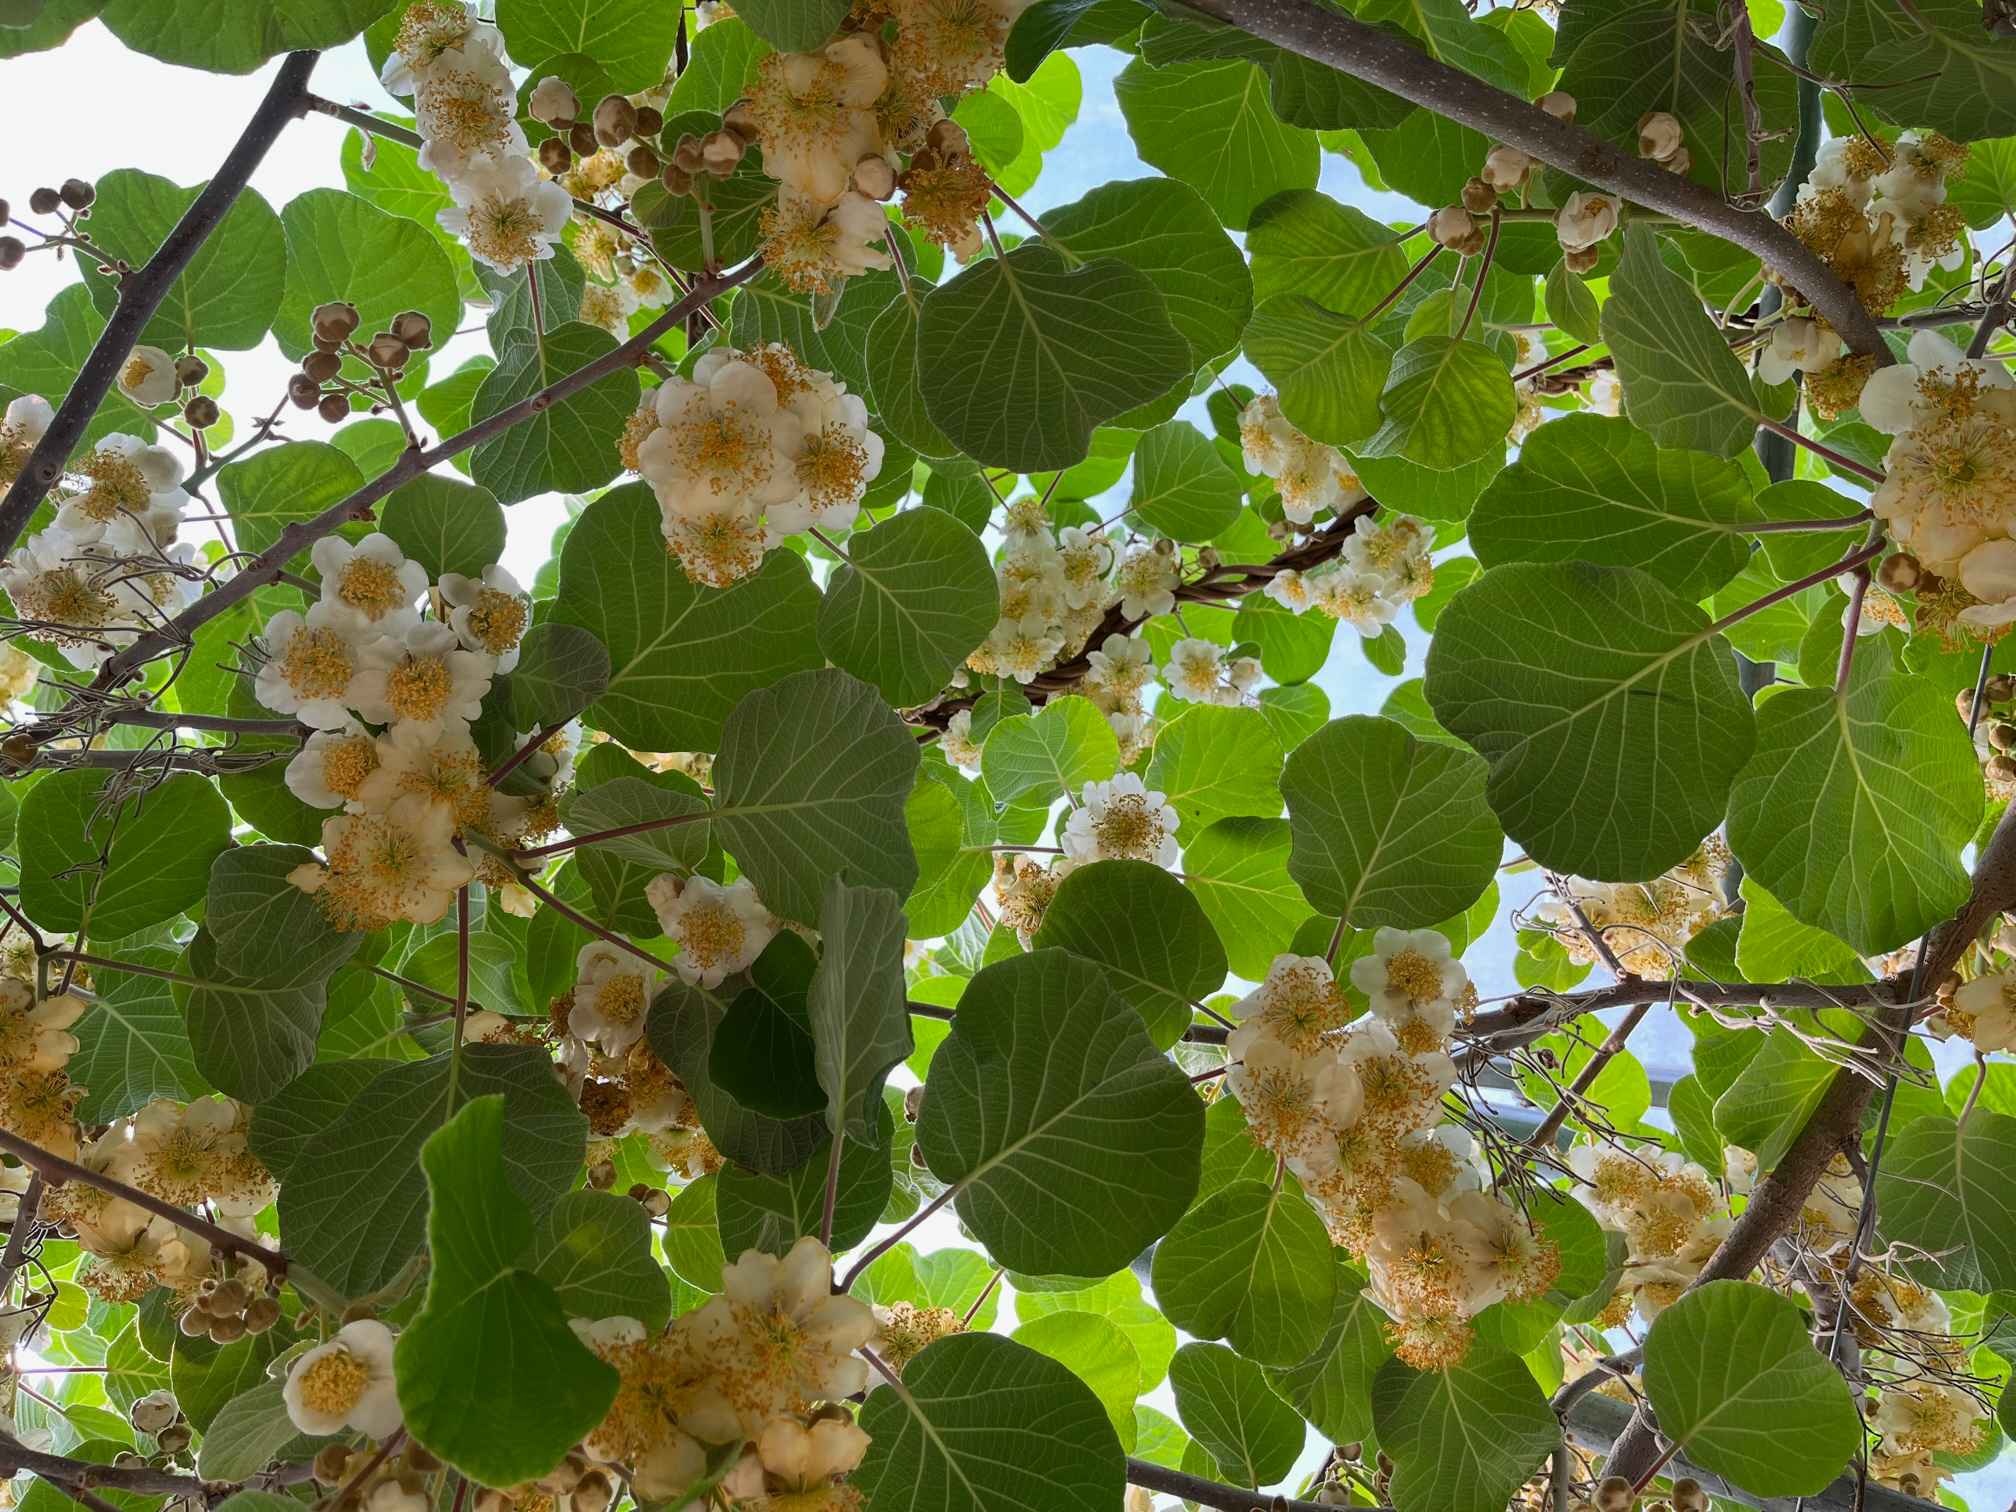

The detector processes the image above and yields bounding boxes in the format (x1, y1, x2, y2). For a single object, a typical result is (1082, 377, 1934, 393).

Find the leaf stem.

(1754, 416, 1886, 483)
(1361, 243, 1443, 325)
(515, 806, 711, 861)
(1454, 208, 1501, 342)
(1704, 538, 1884, 636)
(838, 1184, 960, 1293)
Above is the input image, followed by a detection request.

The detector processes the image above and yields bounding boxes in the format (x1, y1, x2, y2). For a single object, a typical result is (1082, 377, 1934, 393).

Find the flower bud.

(243, 1295, 281, 1333)
(60, 178, 95, 210)
(700, 130, 743, 177)
(288, 373, 322, 409)
(854, 154, 897, 200)
(593, 95, 638, 147)
(156, 1422, 193, 1455)
(174, 353, 208, 387)
(1638, 110, 1685, 162)
(1564, 244, 1600, 274)
(303, 349, 343, 383)
(1430, 204, 1481, 252)
(177, 1305, 208, 1336)
(29, 186, 60, 215)
(529, 76, 580, 127)
(183, 395, 220, 429)
(366, 333, 409, 369)
(660, 162, 694, 198)
(1876, 552, 1921, 591)
(404, 1444, 443, 1475)
(721, 99, 759, 145)
(909, 1141, 928, 1169)
(113, 1451, 148, 1470)
(569, 122, 600, 157)
(1555, 190, 1619, 253)
(1660, 145, 1692, 176)
(627, 144, 663, 180)
(672, 134, 707, 175)
(1480, 144, 1532, 190)
(0, 236, 23, 270)
(130, 1390, 180, 1434)
(571, 1470, 614, 1512)
(539, 137, 574, 175)
(1537, 90, 1577, 121)
(587, 1158, 617, 1189)
(313, 1445, 354, 1485)
(211, 1277, 249, 1316)
(391, 310, 433, 350)
(904, 1084, 926, 1121)
(1990, 754, 2016, 784)
(312, 300, 360, 342)
(1593, 1475, 1634, 1512)
(207, 1311, 248, 1343)
(317, 393, 351, 424)
(635, 105, 664, 137)
(1460, 176, 1497, 214)
(640, 1187, 670, 1218)
(927, 118, 970, 159)
(1989, 673, 2016, 703)
(1670, 1479, 1707, 1512)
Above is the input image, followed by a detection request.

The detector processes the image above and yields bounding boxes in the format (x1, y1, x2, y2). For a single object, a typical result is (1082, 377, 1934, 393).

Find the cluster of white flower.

(1163, 637, 1261, 709)
(1238, 394, 1368, 527)
(39, 1096, 280, 1308)
(963, 496, 1121, 687)
(1265, 514, 1434, 636)
(1853, 331, 2016, 631)
(646, 874, 780, 990)
(0, 395, 201, 669)
(1533, 838, 1733, 980)
(981, 767, 1183, 944)
(569, 1237, 876, 1503)
(265, 534, 545, 930)
(380, 2, 571, 275)
(0, 977, 90, 1161)
(620, 343, 884, 589)
(1857, 1274, 1990, 1500)
(1570, 1144, 1731, 1322)
(1225, 933, 1556, 1368)
(1939, 963, 2016, 1053)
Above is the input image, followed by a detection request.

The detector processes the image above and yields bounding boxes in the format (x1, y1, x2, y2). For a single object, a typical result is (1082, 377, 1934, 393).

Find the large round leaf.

(1425, 562, 1756, 881)
(1167, 1341, 1305, 1488)
(1032, 859, 1228, 1049)
(817, 509, 999, 707)
(1113, 57, 1317, 230)
(1128, 419, 1243, 542)
(19, 770, 231, 938)
(470, 322, 634, 505)
(1371, 1344, 1558, 1512)
(494, 0, 682, 90)
(915, 949, 1204, 1276)
(1641, 1280, 1862, 1497)
(1359, 334, 1516, 470)
(1243, 294, 1391, 448)
(1151, 1179, 1336, 1366)
(1875, 1112, 2016, 1295)
(99, 0, 397, 73)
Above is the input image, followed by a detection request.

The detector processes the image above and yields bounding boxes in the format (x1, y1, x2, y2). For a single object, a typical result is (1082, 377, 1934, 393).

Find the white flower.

(292, 794, 475, 929)
(639, 352, 804, 520)
(647, 875, 779, 988)
(768, 367, 885, 538)
(1959, 539, 2016, 615)
(1114, 543, 1179, 620)
(1061, 773, 1180, 868)
(1264, 567, 1313, 614)
(414, 41, 524, 180)
(1164, 637, 1240, 706)
(514, 720, 579, 788)
(285, 722, 380, 809)
(1859, 329, 2016, 435)
(437, 564, 529, 671)
(1953, 970, 2016, 1053)
(1238, 394, 1363, 524)
(1555, 192, 1619, 253)
(1637, 111, 1685, 162)
(115, 345, 180, 407)
(762, 187, 895, 296)
(1084, 633, 1154, 700)
(528, 75, 580, 125)
(1806, 137, 1871, 206)
(282, 1319, 401, 1439)
(571, 941, 662, 1054)
(688, 1237, 875, 1411)
(255, 605, 367, 729)
(578, 279, 639, 337)
(350, 622, 493, 727)
(311, 533, 426, 639)
(438, 153, 571, 274)
(1, 392, 53, 461)
(1757, 318, 1843, 387)
(757, 1416, 871, 1488)
(1480, 144, 1533, 190)
(378, 0, 488, 94)
(748, 35, 888, 202)
(351, 718, 484, 815)
(1307, 562, 1398, 634)
(53, 433, 185, 544)
(942, 708, 981, 770)
(1348, 926, 1465, 1011)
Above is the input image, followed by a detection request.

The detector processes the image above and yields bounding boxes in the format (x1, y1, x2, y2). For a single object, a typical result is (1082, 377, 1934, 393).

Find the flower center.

(470, 193, 543, 268)
(337, 558, 407, 620)
(297, 1349, 370, 1417)
(678, 408, 770, 492)
(465, 587, 528, 655)
(120, 355, 163, 394)
(1090, 794, 1160, 859)
(1383, 949, 1444, 1004)
(679, 903, 745, 971)
(281, 627, 357, 700)
(596, 973, 646, 1028)
(321, 735, 379, 799)
(76, 452, 151, 519)
(386, 654, 453, 721)
(796, 423, 868, 510)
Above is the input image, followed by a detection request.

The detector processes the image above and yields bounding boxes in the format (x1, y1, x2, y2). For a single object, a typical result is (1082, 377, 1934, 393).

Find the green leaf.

(273, 188, 459, 361)
(666, 17, 770, 113)
(1263, 1261, 1394, 1445)
(511, 622, 611, 730)
(1543, 259, 1602, 346)
(1601, 224, 1761, 458)
(549, 483, 823, 750)
(918, 244, 1192, 472)
(818, 509, 998, 706)
(1183, 817, 1310, 979)
(0, 284, 156, 450)
(915, 949, 1204, 1276)
(855, 1333, 1125, 1512)
(1249, 189, 1409, 317)
(19, 770, 230, 938)
(1280, 714, 1500, 928)
(649, 971, 826, 1174)
(1727, 640, 1979, 954)
(1145, 703, 1283, 832)
(1360, 334, 1515, 469)
(176, 927, 329, 1103)
(217, 440, 366, 558)
(379, 474, 505, 581)
(1168, 1341, 1305, 1488)
(1712, 1016, 1848, 1169)
(248, 1059, 396, 1180)
(496, 0, 682, 90)
(1016, 1268, 1177, 1392)
(633, 153, 775, 272)
(717, 1118, 893, 1257)
(808, 876, 912, 1144)
(1876, 1112, 2016, 1294)
(1243, 294, 1391, 449)
(469, 322, 632, 504)
(1041, 177, 1253, 368)
(173, 1328, 293, 1434)
(1469, 414, 1759, 598)
(1642, 1280, 1861, 1497)
(863, 276, 954, 459)
(1425, 562, 1756, 881)
(1012, 1310, 1143, 1449)
(98, 0, 395, 72)
(1371, 1345, 1559, 1512)
(725, 0, 846, 50)
(0, 0, 105, 59)
(75, 169, 284, 350)
(980, 696, 1120, 808)
(1129, 420, 1244, 542)
(531, 1188, 672, 1329)
(205, 844, 360, 982)
(711, 668, 920, 926)
(562, 773, 708, 876)
(1114, 58, 1317, 230)
(1153, 1179, 1336, 1366)
(1809, 0, 2016, 141)
(1032, 859, 1228, 1050)
(195, 1381, 318, 1481)
(396, 1097, 618, 1485)
(661, 1172, 726, 1291)
(68, 952, 205, 1124)
(277, 1046, 587, 1298)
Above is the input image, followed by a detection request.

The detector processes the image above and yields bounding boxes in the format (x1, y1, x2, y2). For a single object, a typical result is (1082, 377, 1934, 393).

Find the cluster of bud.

(530, 78, 667, 181)
(177, 1272, 281, 1344)
(658, 104, 756, 200)
(290, 302, 432, 422)
(123, 1389, 192, 1458)
(2, 179, 95, 269)
(625, 1180, 672, 1218)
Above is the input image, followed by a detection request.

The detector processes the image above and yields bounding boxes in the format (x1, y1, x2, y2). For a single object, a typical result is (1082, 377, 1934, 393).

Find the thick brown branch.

(0, 51, 321, 558)
(1176, 0, 1889, 360)
(1125, 1459, 1337, 1512)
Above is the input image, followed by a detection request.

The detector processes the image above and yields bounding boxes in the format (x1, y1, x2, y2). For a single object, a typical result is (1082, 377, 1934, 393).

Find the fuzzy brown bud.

(1989, 754, 2016, 784)
(317, 393, 351, 424)
(28, 186, 60, 215)
(660, 162, 694, 197)
(243, 1295, 281, 1333)
(1987, 673, 2016, 703)
(183, 395, 220, 429)
(909, 1141, 928, 1169)
(700, 130, 743, 177)
(303, 349, 343, 383)
(313, 1445, 353, 1485)
(903, 1084, 926, 1121)
(59, 178, 95, 210)
(672, 134, 707, 175)
(1460, 176, 1497, 215)
(927, 118, 970, 158)
(312, 300, 360, 342)
(1669, 1480, 1707, 1512)
(365, 332, 408, 369)
(155, 1422, 193, 1455)
(1593, 1476, 1634, 1512)
(0, 236, 23, 270)
(207, 1311, 248, 1344)
(587, 1157, 617, 1189)
(593, 95, 638, 148)
(1563, 244, 1600, 275)
(627, 144, 663, 180)
(721, 99, 759, 145)
(539, 137, 574, 175)
(129, 1391, 179, 1434)
(635, 104, 663, 136)
(639, 1187, 670, 1218)
(177, 1305, 208, 1336)
(569, 122, 599, 157)
(391, 310, 433, 350)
